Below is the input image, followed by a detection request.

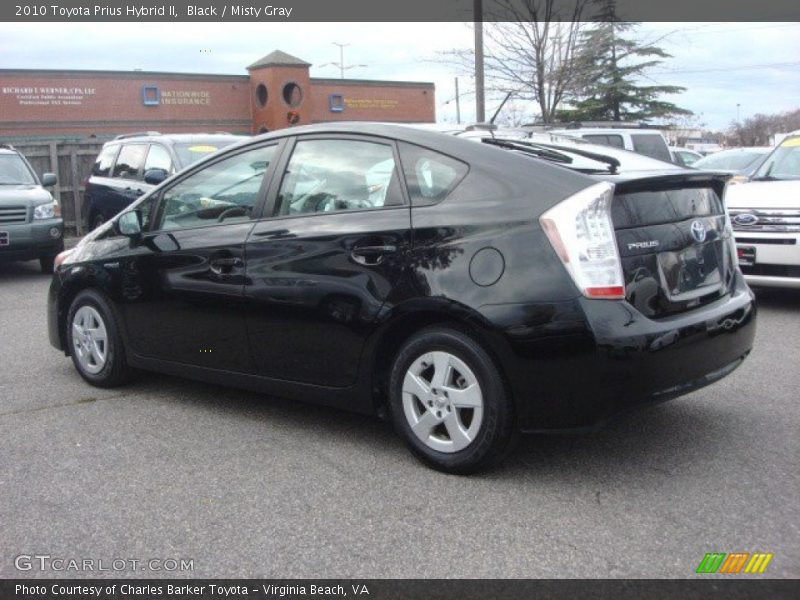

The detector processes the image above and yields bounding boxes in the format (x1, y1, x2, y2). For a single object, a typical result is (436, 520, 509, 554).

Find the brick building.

(0, 50, 436, 141)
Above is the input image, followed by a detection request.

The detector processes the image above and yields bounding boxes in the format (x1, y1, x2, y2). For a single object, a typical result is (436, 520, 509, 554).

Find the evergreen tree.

(559, 8, 691, 122)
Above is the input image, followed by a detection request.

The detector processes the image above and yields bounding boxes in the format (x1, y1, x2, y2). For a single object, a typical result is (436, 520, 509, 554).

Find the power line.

(651, 60, 800, 76)
(667, 23, 799, 37)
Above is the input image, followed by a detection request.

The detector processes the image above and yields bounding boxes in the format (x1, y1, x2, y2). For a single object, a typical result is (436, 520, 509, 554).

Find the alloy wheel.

(401, 350, 484, 453)
(71, 305, 108, 375)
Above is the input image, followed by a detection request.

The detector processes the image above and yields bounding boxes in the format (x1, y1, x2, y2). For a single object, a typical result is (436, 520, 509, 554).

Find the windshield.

(0, 154, 37, 185)
(173, 138, 242, 168)
(694, 150, 767, 171)
(752, 138, 800, 180)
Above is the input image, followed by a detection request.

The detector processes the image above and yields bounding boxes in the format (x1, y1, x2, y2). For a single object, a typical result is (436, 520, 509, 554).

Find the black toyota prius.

(48, 123, 756, 473)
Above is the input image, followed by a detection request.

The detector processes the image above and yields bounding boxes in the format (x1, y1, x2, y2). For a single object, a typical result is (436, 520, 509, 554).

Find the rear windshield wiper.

(530, 142, 621, 174)
(482, 137, 621, 174)
(481, 138, 574, 165)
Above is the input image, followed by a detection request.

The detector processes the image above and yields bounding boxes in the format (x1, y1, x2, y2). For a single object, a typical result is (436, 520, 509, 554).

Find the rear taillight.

(540, 182, 625, 300)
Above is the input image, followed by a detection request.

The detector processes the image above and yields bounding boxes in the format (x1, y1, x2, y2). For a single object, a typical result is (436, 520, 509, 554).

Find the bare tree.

(439, 0, 594, 123)
(729, 109, 800, 146)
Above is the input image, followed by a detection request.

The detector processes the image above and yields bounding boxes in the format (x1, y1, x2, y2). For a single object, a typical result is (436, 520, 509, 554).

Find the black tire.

(66, 289, 133, 388)
(388, 326, 517, 474)
(39, 254, 55, 274)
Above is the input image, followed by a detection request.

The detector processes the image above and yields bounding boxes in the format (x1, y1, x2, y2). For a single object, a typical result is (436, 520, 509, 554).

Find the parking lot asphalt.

(0, 259, 798, 579)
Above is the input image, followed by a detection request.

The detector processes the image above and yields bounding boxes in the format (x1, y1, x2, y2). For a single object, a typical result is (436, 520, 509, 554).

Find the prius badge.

(627, 240, 660, 251)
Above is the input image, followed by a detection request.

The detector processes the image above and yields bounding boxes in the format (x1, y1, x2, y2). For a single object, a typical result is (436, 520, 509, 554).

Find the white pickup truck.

(726, 133, 800, 288)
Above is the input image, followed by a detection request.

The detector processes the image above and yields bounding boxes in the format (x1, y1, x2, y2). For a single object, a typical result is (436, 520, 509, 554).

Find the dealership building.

(0, 50, 436, 140)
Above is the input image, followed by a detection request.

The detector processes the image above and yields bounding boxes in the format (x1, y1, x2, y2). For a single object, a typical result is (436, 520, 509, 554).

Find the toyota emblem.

(690, 220, 707, 243)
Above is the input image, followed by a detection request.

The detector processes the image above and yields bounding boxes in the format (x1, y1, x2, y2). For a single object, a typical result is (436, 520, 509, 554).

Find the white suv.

(726, 134, 800, 288)
(548, 127, 673, 163)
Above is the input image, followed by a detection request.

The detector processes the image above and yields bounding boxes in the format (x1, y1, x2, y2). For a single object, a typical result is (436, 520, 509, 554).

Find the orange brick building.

(0, 50, 436, 140)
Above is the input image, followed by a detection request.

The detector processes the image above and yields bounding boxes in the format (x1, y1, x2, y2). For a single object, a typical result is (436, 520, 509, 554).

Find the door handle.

(210, 257, 244, 274)
(350, 245, 397, 266)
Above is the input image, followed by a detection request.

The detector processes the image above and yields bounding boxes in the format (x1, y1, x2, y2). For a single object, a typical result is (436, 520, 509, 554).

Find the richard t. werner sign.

(2, 86, 96, 106)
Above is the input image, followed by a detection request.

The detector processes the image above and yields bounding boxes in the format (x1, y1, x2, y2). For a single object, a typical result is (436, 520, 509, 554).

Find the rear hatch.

(607, 172, 734, 318)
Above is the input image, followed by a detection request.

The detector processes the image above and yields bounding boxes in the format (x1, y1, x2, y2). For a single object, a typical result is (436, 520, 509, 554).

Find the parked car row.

(48, 123, 756, 473)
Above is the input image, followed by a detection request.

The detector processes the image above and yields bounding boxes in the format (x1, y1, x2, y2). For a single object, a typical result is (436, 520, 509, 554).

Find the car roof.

(550, 127, 664, 136)
(104, 133, 246, 146)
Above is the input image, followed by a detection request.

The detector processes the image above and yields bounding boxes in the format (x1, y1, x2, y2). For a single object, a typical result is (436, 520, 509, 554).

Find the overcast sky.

(0, 21, 798, 130)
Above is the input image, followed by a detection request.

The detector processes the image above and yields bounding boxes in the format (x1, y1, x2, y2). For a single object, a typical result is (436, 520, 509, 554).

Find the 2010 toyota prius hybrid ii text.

(48, 124, 756, 473)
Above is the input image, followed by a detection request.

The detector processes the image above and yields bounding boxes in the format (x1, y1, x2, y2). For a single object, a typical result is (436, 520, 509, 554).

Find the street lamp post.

(318, 43, 367, 79)
(474, 0, 485, 123)
(333, 42, 349, 79)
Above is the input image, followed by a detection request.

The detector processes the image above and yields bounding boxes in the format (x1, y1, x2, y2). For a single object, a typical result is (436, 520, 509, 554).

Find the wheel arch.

(55, 268, 120, 356)
(365, 299, 514, 418)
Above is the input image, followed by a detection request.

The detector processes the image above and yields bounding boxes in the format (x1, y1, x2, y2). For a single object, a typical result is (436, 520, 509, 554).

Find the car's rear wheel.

(388, 326, 517, 474)
(67, 290, 133, 387)
(39, 254, 55, 274)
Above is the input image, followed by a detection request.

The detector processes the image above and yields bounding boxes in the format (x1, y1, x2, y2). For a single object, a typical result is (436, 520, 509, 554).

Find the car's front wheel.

(67, 290, 133, 387)
(389, 326, 517, 474)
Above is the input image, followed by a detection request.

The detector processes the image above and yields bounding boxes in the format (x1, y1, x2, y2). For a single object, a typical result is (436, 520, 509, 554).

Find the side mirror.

(116, 211, 142, 237)
(144, 168, 168, 185)
(41, 173, 57, 187)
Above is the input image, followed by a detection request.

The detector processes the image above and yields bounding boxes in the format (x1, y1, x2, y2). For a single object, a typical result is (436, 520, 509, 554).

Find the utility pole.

(455, 77, 461, 124)
(333, 42, 349, 79)
(737, 103, 741, 122)
(474, 0, 485, 123)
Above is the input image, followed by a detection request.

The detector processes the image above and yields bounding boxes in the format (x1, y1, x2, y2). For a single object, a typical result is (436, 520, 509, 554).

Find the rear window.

(92, 145, 119, 177)
(631, 134, 671, 162)
(112, 144, 148, 180)
(174, 140, 239, 168)
(398, 143, 468, 205)
(583, 134, 625, 149)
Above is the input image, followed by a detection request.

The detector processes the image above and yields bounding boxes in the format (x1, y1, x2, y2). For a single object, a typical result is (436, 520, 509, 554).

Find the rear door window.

(398, 143, 468, 206)
(631, 134, 671, 162)
(112, 144, 148, 180)
(92, 145, 119, 177)
(144, 144, 174, 175)
(276, 138, 404, 216)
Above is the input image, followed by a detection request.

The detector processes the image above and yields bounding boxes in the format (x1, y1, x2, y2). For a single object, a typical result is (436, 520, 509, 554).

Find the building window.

(255, 83, 268, 108)
(142, 85, 160, 106)
(329, 94, 345, 113)
(282, 82, 303, 107)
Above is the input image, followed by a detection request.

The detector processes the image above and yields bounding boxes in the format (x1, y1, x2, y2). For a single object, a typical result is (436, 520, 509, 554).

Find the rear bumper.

(0, 219, 64, 262)
(485, 273, 756, 432)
